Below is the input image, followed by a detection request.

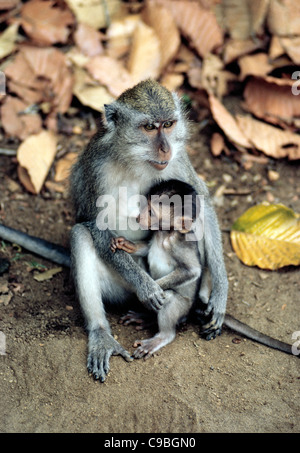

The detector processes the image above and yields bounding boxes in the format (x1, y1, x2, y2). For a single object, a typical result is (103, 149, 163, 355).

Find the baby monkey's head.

(138, 179, 200, 233)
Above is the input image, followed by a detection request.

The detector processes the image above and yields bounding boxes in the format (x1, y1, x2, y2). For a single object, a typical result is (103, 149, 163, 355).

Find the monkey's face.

(138, 195, 193, 232)
(140, 120, 176, 170)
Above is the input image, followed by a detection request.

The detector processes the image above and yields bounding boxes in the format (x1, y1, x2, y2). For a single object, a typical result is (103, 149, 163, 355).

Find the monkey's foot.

(133, 332, 175, 360)
(87, 328, 133, 382)
(119, 310, 156, 331)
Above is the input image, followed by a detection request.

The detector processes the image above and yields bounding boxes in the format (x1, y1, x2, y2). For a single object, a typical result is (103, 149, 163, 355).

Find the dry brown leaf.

(0, 96, 42, 140)
(142, 2, 180, 70)
(21, 0, 74, 45)
(55, 152, 78, 182)
(74, 23, 103, 57)
(209, 94, 251, 149)
(157, 0, 223, 58)
(160, 73, 184, 92)
(238, 53, 273, 81)
(73, 67, 114, 111)
(0, 22, 19, 60)
(244, 77, 300, 126)
(201, 53, 235, 98)
(86, 55, 134, 97)
(0, 0, 19, 8)
(65, 0, 123, 30)
(5, 46, 73, 116)
(279, 37, 300, 65)
(223, 38, 263, 64)
(17, 130, 57, 194)
(127, 21, 161, 84)
(215, 0, 269, 40)
(211, 132, 225, 156)
(269, 36, 285, 60)
(236, 115, 300, 160)
(267, 0, 300, 37)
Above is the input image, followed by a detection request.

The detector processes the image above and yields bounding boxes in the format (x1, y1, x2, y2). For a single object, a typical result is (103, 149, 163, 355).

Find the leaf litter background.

(0, 0, 299, 433)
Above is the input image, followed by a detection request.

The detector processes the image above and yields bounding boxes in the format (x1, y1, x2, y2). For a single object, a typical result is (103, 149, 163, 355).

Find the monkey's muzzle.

(150, 160, 169, 170)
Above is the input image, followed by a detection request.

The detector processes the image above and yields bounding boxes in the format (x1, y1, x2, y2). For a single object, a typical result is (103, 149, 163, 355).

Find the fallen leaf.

(235, 115, 300, 160)
(21, 0, 74, 45)
(74, 23, 103, 57)
(215, 0, 269, 40)
(0, 22, 19, 60)
(55, 152, 78, 182)
(0, 1, 19, 9)
(65, 0, 123, 30)
(279, 37, 300, 65)
(201, 53, 235, 98)
(142, 2, 180, 70)
(164, 0, 223, 57)
(244, 76, 300, 126)
(211, 132, 225, 156)
(160, 73, 184, 92)
(5, 46, 73, 120)
(33, 267, 62, 281)
(223, 38, 263, 64)
(0, 96, 42, 140)
(231, 203, 300, 269)
(17, 130, 58, 194)
(267, 0, 300, 37)
(209, 94, 251, 149)
(73, 67, 114, 111)
(127, 21, 161, 83)
(238, 53, 273, 81)
(86, 55, 134, 97)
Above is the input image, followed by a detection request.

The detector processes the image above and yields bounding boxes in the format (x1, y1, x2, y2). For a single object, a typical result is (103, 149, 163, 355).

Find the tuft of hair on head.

(148, 179, 200, 222)
(117, 79, 176, 121)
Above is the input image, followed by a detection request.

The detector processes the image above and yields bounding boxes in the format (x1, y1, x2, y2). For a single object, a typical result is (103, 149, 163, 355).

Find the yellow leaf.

(230, 204, 300, 270)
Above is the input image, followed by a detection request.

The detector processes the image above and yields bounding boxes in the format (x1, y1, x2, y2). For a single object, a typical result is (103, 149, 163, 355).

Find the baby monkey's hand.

(110, 236, 137, 254)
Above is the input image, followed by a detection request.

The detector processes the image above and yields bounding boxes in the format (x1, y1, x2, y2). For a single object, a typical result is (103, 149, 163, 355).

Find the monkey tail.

(0, 224, 70, 267)
(224, 314, 294, 355)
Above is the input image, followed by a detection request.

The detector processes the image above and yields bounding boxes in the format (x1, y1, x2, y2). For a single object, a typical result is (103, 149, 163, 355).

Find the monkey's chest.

(148, 237, 175, 280)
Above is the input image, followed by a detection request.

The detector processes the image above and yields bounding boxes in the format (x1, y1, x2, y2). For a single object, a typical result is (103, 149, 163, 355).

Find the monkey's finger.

(114, 345, 134, 362)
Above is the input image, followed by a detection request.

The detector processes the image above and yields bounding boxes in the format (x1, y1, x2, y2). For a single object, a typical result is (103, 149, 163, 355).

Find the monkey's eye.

(163, 121, 174, 128)
(144, 124, 156, 131)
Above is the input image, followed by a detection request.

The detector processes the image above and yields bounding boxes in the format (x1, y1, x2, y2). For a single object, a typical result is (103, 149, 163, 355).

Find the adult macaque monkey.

(69, 79, 228, 381)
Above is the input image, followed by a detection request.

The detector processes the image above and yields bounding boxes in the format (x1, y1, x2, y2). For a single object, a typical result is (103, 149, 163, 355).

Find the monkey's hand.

(87, 328, 133, 382)
(136, 278, 166, 312)
(110, 236, 137, 254)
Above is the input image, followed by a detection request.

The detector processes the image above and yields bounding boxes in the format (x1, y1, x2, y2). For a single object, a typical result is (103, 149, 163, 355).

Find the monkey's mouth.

(149, 160, 169, 170)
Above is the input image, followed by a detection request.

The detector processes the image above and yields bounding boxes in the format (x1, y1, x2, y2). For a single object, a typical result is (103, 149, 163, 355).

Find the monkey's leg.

(70, 224, 133, 382)
(133, 291, 192, 360)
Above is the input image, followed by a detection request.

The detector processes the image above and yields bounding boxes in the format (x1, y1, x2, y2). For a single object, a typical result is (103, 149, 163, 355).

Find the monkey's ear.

(103, 103, 119, 127)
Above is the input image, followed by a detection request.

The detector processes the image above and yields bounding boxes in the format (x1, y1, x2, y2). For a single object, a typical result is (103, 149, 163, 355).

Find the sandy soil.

(0, 119, 299, 433)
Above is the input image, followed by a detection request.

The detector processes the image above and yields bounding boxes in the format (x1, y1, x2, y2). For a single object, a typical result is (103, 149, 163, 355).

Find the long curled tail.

(0, 224, 70, 267)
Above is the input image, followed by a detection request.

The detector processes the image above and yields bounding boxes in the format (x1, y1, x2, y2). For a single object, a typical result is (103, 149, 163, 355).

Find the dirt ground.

(0, 110, 299, 433)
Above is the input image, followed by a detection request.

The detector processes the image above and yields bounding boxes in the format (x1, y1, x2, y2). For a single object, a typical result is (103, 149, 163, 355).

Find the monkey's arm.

(156, 267, 200, 291)
(0, 224, 70, 267)
(87, 221, 165, 312)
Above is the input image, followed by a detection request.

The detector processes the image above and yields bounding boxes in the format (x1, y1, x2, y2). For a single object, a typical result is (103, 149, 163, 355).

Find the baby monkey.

(111, 179, 203, 359)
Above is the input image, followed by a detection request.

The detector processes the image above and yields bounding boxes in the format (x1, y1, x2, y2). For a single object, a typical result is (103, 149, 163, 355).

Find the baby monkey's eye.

(144, 124, 156, 131)
(163, 121, 174, 128)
